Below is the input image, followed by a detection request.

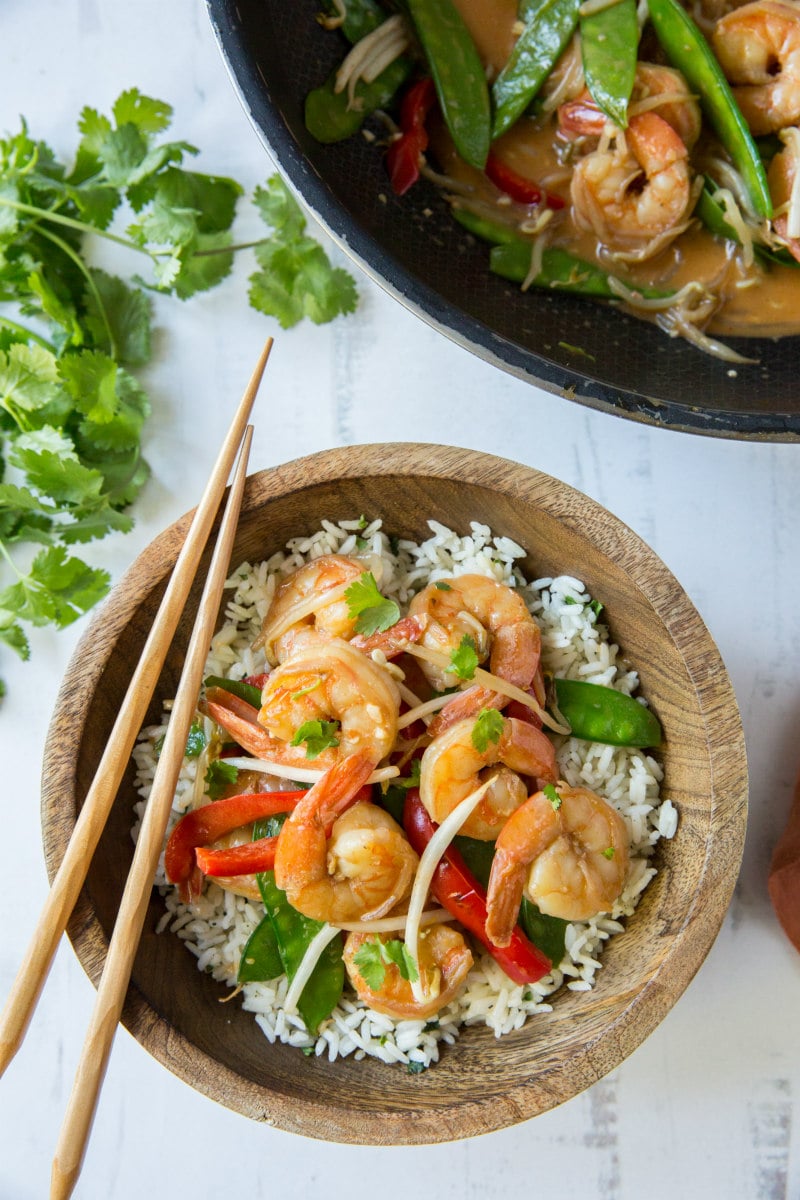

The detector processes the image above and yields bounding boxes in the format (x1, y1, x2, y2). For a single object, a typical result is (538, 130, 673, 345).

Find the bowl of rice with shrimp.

(41, 443, 747, 1144)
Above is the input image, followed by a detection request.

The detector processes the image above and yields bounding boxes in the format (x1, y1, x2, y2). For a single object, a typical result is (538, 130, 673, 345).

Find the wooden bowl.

(41, 444, 747, 1143)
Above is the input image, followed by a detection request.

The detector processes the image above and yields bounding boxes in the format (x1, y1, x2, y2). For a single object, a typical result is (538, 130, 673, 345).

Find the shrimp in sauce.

(259, 554, 369, 665)
(712, 0, 800, 135)
(566, 111, 695, 260)
(257, 636, 400, 768)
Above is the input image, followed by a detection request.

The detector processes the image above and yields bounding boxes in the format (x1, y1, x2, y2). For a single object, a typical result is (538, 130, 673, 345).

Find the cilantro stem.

(0, 196, 159, 261)
(190, 238, 268, 257)
(34, 225, 117, 360)
(0, 540, 23, 580)
(0, 316, 55, 351)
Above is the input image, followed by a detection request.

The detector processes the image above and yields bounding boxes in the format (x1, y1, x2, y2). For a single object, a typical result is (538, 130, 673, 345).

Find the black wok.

(206, 0, 800, 439)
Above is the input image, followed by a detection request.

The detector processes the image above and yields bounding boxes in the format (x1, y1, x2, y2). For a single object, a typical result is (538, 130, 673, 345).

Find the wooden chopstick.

(50, 423, 255, 1200)
(0, 338, 272, 1079)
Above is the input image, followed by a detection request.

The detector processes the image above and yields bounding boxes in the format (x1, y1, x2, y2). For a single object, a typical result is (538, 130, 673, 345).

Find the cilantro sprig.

(543, 783, 562, 811)
(205, 758, 239, 800)
(0, 90, 357, 695)
(352, 937, 420, 991)
(291, 718, 340, 759)
(449, 633, 479, 681)
(471, 708, 505, 753)
(345, 571, 400, 636)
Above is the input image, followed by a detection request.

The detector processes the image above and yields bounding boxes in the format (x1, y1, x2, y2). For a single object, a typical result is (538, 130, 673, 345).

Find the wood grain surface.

(40, 444, 748, 1145)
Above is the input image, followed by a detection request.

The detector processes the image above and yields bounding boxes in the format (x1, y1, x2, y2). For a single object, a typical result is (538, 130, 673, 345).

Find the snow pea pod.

(319, 0, 388, 43)
(646, 0, 772, 219)
(697, 183, 799, 268)
(405, 0, 491, 169)
(238, 913, 283, 984)
(452, 208, 676, 299)
(492, 0, 581, 139)
(554, 678, 663, 747)
(305, 55, 412, 144)
(581, 0, 639, 128)
(490, 232, 675, 300)
(256, 841, 344, 1034)
(204, 673, 262, 708)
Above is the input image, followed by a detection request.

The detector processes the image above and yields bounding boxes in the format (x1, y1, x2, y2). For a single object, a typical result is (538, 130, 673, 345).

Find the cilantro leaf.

(248, 177, 357, 328)
(471, 708, 505, 753)
(0, 545, 109, 629)
(449, 634, 479, 680)
(395, 758, 421, 789)
(344, 571, 400, 636)
(82, 270, 151, 365)
(352, 940, 387, 991)
(205, 758, 239, 800)
(0, 95, 359, 696)
(290, 718, 340, 759)
(543, 783, 562, 811)
(352, 937, 419, 991)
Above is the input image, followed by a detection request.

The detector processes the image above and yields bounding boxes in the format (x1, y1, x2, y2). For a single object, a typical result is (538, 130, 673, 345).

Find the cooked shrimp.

(419, 714, 558, 840)
(569, 111, 694, 259)
(768, 127, 800, 260)
(258, 637, 400, 768)
(343, 925, 473, 1018)
(712, 0, 800, 136)
(407, 574, 542, 726)
(275, 788, 419, 923)
(559, 64, 701, 149)
(204, 638, 400, 770)
(259, 554, 369, 665)
(485, 784, 630, 944)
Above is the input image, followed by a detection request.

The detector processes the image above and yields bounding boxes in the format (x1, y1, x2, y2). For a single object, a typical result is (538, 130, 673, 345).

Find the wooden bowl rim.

(40, 442, 748, 1143)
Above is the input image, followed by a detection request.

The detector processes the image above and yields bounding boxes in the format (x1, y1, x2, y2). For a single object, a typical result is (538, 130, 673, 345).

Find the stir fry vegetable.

(304, 0, 800, 355)
(554, 678, 663, 747)
(403, 789, 553, 985)
(257, 867, 345, 1034)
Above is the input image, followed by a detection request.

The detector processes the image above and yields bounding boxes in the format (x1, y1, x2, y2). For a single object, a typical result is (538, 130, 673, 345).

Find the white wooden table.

(2, 3, 799, 1197)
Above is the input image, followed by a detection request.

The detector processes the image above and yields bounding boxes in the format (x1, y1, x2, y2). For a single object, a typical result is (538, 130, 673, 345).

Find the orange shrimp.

(343, 925, 473, 1018)
(768, 129, 800, 261)
(568, 111, 694, 258)
(559, 63, 701, 148)
(259, 554, 369, 665)
(712, 1, 800, 136)
(419, 714, 558, 840)
(407, 574, 542, 732)
(274, 779, 418, 923)
(485, 784, 630, 945)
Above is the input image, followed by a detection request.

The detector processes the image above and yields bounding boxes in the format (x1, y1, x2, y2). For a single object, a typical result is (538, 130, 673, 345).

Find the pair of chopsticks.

(0, 337, 274, 1200)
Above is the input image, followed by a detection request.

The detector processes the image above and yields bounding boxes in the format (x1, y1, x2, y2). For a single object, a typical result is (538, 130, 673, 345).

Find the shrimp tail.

(293, 751, 375, 830)
(501, 719, 559, 785)
(203, 687, 277, 758)
(485, 850, 528, 948)
(350, 613, 429, 659)
(427, 684, 504, 737)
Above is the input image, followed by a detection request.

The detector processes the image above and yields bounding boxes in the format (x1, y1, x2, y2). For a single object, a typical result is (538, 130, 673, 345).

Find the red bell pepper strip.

(195, 836, 278, 878)
(485, 151, 565, 210)
(403, 789, 551, 985)
(165, 790, 305, 901)
(386, 77, 437, 195)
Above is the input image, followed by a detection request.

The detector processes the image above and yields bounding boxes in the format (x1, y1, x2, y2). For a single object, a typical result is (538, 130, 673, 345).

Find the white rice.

(132, 518, 676, 1069)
